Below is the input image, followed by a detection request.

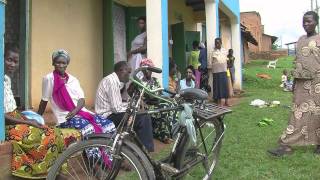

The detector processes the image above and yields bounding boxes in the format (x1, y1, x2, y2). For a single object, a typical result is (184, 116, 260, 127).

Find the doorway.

(5, 0, 29, 109)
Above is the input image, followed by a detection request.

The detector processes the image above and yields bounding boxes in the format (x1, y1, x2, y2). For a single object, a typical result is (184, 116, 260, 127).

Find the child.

(280, 69, 288, 88)
(283, 71, 294, 92)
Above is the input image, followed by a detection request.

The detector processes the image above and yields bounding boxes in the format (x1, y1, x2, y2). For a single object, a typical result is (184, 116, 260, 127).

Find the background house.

(241, 23, 258, 63)
(240, 11, 286, 61)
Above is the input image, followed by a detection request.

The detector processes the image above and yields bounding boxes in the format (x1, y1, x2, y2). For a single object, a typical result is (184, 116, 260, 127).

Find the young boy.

(280, 69, 288, 88)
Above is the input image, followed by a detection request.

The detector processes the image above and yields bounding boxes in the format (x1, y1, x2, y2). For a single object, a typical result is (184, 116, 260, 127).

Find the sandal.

(267, 145, 293, 157)
(224, 103, 232, 107)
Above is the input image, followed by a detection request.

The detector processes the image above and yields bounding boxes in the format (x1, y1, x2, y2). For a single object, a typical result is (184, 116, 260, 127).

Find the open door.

(171, 22, 186, 74)
(5, 0, 29, 109)
(185, 31, 200, 52)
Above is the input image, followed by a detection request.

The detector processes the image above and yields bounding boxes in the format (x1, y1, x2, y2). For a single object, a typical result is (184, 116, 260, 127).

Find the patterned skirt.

(58, 114, 116, 137)
(59, 114, 116, 168)
(5, 110, 66, 179)
(148, 103, 176, 142)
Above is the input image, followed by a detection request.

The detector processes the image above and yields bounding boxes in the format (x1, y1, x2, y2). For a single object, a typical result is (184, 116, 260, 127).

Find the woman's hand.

(65, 110, 77, 120)
(28, 119, 45, 129)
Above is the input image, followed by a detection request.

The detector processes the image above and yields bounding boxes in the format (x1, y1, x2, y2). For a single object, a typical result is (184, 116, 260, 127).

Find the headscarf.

(52, 49, 70, 64)
(140, 58, 154, 67)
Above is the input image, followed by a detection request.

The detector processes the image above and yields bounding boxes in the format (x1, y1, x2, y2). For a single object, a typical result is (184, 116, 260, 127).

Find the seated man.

(95, 61, 154, 152)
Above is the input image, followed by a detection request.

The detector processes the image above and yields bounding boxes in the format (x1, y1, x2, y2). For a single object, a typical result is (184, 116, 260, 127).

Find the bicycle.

(47, 66, 231, 180)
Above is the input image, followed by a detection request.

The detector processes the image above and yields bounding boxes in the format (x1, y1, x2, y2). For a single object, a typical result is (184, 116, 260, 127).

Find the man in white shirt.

(95, 61, 154, 152)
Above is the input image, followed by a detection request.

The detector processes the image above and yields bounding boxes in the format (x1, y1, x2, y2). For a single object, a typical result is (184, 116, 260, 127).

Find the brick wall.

(241, 12, 262, 52)
(249, 50, 288, 60)
(261, 35, 272, 52)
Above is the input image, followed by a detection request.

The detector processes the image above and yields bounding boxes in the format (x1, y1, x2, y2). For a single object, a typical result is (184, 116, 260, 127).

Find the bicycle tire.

(173, 118, 224, 180)
(47, 138, 155, 180)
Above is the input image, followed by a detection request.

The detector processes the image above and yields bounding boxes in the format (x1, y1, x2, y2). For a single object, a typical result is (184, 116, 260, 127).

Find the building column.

(146, 0, 169, 88)
(231, 20, 242, 90)
(0, 0, 5, 141)
(205, 0, 218, 97)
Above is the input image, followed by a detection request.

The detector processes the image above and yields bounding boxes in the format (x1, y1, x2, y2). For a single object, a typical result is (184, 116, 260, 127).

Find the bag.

(21, 110, 45, 125)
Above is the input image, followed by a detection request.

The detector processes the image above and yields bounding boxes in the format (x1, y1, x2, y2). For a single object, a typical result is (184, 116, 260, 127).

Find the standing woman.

(4, 44, 65, 178)
(38, 50, 116, 139)
(268, 11, 320, 156)
(128, 16, 147, 75)
(209, 38, 230, 106)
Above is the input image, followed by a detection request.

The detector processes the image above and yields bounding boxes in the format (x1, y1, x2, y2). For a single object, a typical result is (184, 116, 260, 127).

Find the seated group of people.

(4, 46, 158, 178)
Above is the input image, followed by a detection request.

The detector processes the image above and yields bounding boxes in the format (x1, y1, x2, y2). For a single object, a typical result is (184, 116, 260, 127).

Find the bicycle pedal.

(160, 163, 179, 174)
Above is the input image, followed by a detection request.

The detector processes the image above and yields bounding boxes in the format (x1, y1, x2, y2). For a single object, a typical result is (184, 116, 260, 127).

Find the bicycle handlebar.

(132, 66, 162, 81)
(163, 89, 176, 96)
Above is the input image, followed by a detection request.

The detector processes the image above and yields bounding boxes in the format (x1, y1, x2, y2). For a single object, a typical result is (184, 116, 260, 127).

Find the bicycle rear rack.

(193, 103, 232, 120)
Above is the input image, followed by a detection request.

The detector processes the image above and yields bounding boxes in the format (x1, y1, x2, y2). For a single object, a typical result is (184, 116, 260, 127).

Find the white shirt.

(4, 75, 17, 113)
(209, 48, 228, 73)
(41, 72, 90, 124)
(180, 79, 195, 90)
(95, 72, 128, 118)
(281, 75, 288, 82)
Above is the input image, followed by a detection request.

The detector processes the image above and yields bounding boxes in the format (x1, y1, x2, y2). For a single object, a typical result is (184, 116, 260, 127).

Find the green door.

(125, 7, 146, 51)
(185, 31, 200, 52)
(171, 22, 186, 74)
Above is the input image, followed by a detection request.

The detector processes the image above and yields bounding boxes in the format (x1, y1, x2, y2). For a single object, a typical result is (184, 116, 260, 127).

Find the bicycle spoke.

(93, 156, 103, 179)
(76, 156, 89, 177)
(197, 128, 216, 149)
(80, 153, 90, 177)
(69, 162, 82, 180)
(64, 167, 80, 180)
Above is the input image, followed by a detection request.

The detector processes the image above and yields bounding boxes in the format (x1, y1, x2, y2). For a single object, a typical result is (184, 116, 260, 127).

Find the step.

(0, 141, 18, 180)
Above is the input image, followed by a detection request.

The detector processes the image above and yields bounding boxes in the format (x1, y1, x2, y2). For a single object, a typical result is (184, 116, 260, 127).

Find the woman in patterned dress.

(268, 11, 320, 156)
(4, 44, 65, 178)
(128, 59, 173, 143)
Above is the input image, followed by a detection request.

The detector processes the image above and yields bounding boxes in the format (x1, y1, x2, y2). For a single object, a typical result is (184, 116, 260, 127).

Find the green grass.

(152, 56, 320, 179)
(214, 57, 320, 179)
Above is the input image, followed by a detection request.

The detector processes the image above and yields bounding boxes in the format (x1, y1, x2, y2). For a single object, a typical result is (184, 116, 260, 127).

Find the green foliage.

(214, 57, 320, 179)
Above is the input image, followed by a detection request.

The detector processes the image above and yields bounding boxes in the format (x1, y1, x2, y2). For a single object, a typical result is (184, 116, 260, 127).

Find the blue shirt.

(180, 79, 195, 90)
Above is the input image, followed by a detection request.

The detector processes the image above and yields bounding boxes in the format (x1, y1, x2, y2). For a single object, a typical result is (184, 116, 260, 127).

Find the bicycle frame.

(107, 76, 227, 179)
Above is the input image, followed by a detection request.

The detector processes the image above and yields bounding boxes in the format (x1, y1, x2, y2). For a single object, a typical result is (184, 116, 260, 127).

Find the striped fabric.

(95, 72, 128, 118)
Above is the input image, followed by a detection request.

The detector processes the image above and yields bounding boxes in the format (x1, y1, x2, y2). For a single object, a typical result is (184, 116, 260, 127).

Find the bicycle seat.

(179, 88, 208, 100)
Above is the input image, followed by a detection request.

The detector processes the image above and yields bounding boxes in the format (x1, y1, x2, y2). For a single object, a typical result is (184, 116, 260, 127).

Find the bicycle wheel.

(174, 118, 224, 180)
(47, 138, 155, 180)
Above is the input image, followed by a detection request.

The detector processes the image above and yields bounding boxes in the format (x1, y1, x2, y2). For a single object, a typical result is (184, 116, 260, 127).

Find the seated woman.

(180, 65, 196, 90)
(38, 49, 116, 138)
(169, 60, 179, 93)
(129, 59, 172, 143)
(4, 44, 65, 178)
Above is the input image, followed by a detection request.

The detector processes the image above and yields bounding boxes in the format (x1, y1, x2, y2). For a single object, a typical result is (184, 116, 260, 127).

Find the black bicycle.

(47, 66, 231, 180)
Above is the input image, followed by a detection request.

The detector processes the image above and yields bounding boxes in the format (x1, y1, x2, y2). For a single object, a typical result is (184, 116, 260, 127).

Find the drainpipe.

(0, 0, 6, 141)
